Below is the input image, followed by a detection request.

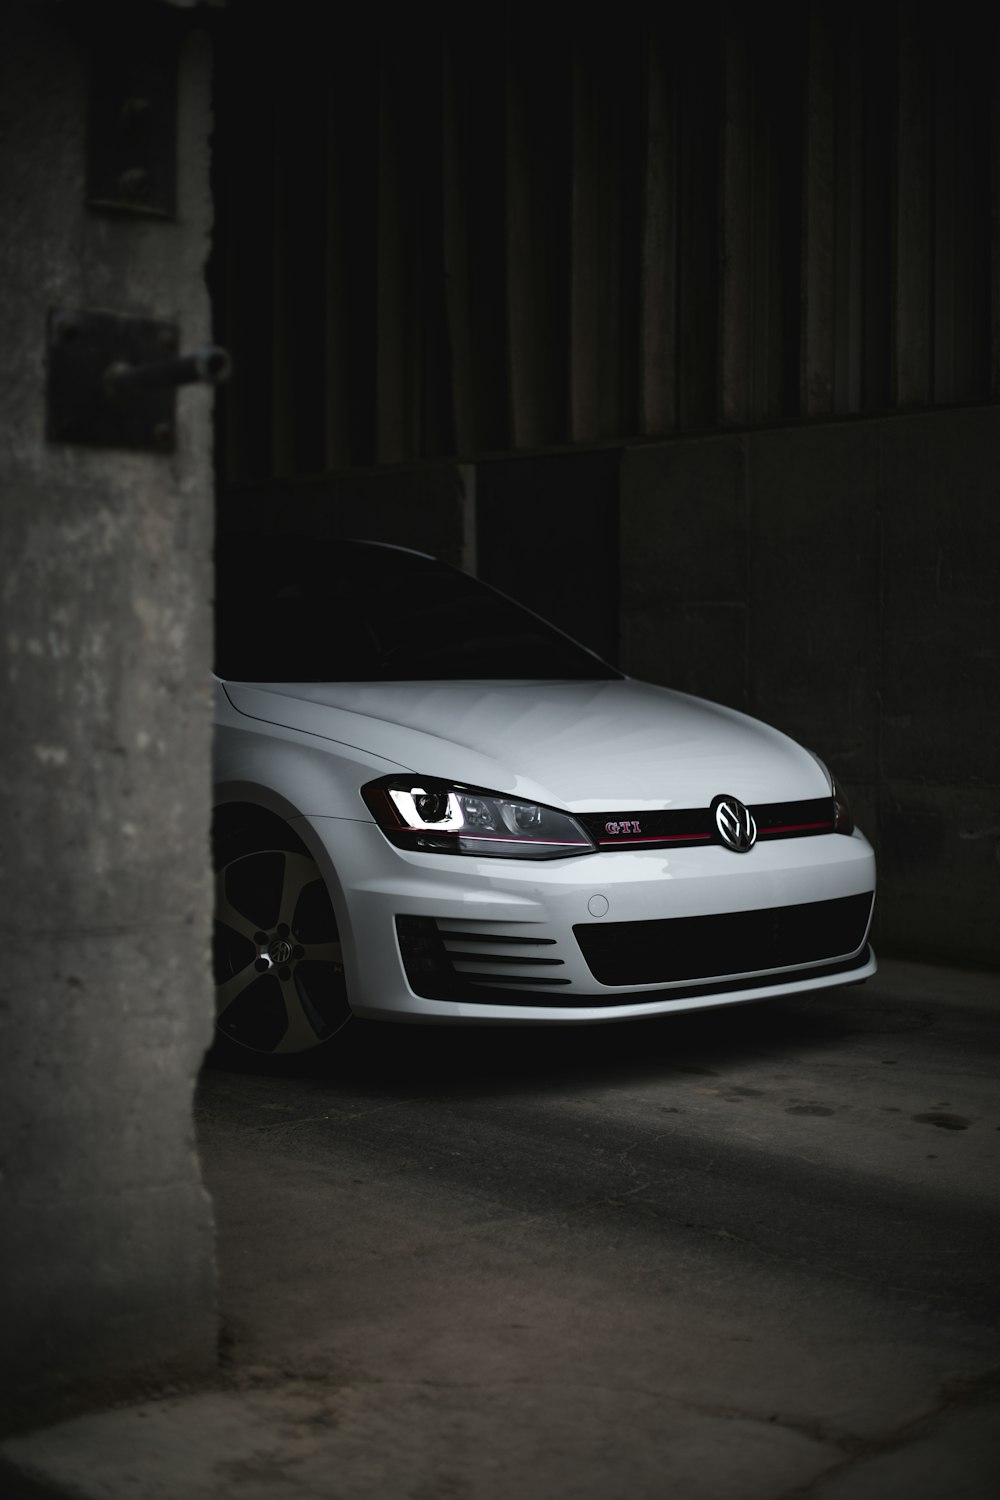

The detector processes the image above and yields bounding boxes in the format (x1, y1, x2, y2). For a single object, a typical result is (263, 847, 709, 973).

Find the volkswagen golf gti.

(212, 538, 876, 1057)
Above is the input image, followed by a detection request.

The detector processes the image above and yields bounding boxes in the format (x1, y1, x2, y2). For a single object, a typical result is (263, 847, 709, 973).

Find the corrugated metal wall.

(213, 1, 998, 480)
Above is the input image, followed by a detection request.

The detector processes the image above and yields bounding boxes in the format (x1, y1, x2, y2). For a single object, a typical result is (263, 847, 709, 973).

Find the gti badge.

(711, 794, 757, 853)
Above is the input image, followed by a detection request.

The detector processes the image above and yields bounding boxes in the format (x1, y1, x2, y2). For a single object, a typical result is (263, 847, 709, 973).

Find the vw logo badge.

(712, 794, 757, 854)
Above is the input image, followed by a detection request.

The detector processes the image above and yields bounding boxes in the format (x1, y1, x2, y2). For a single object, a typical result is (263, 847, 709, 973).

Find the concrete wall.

(0, 4, 217, 1422)
(621, 406, 1000, 966)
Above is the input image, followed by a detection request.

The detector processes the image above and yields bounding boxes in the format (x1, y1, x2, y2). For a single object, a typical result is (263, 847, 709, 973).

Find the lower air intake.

(574, 892, 874, 987)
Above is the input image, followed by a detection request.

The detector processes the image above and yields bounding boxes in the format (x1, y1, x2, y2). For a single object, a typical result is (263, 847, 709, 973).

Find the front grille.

(576, 797, 836, 851)
(574, 892, 874, 987)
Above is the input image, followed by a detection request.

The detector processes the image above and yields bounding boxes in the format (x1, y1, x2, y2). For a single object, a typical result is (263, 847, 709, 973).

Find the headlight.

(831, 775, 854, 835)
(808, 752, 855, 835)
(361, 776, 596, 859)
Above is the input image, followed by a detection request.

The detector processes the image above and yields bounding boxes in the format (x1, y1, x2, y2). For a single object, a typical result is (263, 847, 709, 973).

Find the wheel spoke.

(277, 852, 327, 933)
(215, 962, 262, 1018)
(273, 974, 328, 1054)
(215, 880, 261, 942)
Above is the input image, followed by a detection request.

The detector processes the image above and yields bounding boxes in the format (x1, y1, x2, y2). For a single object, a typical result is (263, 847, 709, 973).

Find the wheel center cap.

(268, 938, 293, 965)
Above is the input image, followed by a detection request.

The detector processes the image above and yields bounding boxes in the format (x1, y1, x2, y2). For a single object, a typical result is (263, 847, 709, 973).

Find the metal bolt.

(254, 958, 269, 974)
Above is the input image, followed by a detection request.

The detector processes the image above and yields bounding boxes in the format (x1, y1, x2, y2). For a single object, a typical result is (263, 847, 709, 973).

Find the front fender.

(213, 680, 404, 822)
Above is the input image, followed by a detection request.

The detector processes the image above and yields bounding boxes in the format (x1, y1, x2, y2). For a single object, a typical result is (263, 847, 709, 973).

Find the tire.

(212, 819, 351, 1058)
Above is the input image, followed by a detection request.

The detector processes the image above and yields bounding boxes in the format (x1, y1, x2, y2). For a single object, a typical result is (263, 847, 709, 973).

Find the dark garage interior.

(1, 1, 998, 1495)
(212, 0, 1000, 967)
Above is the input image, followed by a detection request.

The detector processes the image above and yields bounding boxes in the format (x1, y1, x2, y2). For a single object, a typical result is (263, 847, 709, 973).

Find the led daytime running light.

(388, 786, 465, 832)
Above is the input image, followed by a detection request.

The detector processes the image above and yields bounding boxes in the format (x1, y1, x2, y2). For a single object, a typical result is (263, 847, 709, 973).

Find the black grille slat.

(574, 893, 874, 987)
(452, 972, 572, 987)
(436, 929, 557, 945)
(446, 951, 565, 967)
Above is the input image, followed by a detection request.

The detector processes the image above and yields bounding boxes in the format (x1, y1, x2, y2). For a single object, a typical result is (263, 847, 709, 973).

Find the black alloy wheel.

(212, 823, 351, 1057)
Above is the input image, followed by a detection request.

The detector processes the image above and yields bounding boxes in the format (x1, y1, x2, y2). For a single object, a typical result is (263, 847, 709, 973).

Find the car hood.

(223, 678, 829, 812)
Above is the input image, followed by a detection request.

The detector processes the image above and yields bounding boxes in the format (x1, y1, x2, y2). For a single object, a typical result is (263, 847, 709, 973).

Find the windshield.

(215, 539, 622, 683)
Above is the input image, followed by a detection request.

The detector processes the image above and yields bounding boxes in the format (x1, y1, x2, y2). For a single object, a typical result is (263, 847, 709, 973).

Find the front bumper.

(299, 815, 877, 1024)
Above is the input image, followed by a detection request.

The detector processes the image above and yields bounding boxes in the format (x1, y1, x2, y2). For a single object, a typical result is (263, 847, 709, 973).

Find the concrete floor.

(4, 958, 1000, 1498)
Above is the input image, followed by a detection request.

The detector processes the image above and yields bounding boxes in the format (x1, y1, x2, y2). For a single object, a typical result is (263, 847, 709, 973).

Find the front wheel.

(212, 822, 351, 1058)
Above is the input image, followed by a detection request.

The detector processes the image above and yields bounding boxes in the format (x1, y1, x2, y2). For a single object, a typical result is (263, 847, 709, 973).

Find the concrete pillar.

(0, 1, 217, 1423)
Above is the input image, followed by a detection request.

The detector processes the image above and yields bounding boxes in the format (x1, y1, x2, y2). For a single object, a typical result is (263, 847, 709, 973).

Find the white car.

(212, 539, 876, 1057)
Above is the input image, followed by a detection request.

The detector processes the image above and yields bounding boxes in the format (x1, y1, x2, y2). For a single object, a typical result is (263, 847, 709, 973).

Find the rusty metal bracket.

(47, 307, 231, 453)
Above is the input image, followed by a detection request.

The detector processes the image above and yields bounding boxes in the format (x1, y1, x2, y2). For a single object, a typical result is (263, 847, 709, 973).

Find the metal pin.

(103, 346, 233, 399)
